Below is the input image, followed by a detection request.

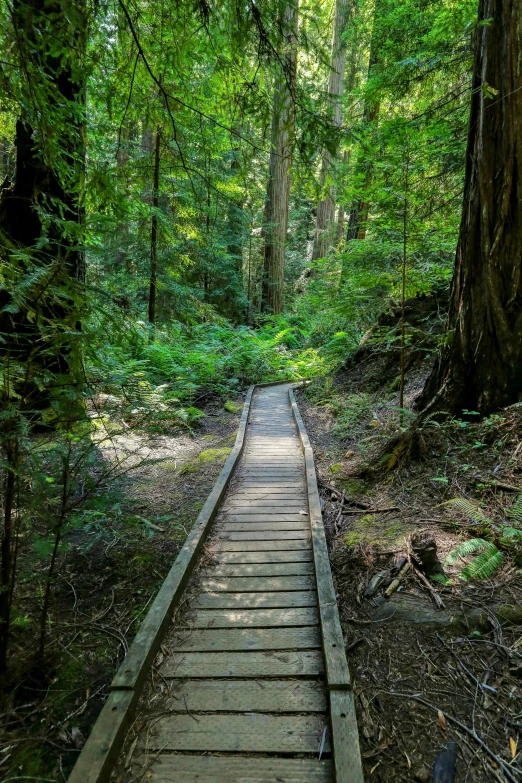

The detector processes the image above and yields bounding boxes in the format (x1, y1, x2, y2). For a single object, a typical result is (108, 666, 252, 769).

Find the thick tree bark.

(417, 0, 522, 415)
(0, 0, 85, 675)
(261, 0, 298, 315)
(312, 0, 351, 261)
(148, 127, 161, 325)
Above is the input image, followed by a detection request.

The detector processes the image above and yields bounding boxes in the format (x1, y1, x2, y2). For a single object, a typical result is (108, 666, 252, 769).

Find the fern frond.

(444, 538, 495, 566)
(460, 548, 503, 580)
(430, 573, 452, 585)
(441, 498, 487, 522)
(507, 491, 522, 525)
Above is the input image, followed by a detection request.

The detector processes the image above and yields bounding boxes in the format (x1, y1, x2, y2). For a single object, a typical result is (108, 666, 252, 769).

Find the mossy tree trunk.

(312, 0, 351, 261)
(261, 0, 298, 315)
(417, 0, 522, 416)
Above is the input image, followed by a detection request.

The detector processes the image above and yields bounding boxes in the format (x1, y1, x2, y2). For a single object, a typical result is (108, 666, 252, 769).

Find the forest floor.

(297, 294, 522, 783)
(0, 397, 244, 780)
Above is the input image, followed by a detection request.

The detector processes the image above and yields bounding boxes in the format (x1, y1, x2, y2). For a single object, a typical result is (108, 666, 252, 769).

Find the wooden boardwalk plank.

(209, 561, 314, 576)
(218, 521, 309, 532)
(172, 625, 321, 652)
(196, 591, 317, 609)
(214, 530, 310, 541)
(200, 575, 314, 592)
(161, 650, 324, 678)
(190, 606, 318, 628)
(212, 550, 313, 563)
(164, 679, 326, 712)
(132, 754, 333, 782)
(145, 713, 329, 754)
(220, 514, 309, 523)
(211, 539, 311, 551)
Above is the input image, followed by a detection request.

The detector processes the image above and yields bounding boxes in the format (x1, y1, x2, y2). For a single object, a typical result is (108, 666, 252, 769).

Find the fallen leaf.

(437, 710, 447, 731)
(510, 737, 517, 758)
(344, 450, 354, 459)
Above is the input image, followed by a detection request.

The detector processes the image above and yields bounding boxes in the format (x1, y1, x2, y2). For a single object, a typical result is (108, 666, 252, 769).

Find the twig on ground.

(382, 691, 520, 783)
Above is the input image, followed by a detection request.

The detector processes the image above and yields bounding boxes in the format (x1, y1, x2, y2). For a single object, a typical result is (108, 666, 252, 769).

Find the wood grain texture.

(211, 539, 311, 552)
(209, 561, 314, 576)
(200, 575, 315, 592)
(172, 625, 321, 652)
(190, 606, 318, 628)
(195, 590, 318, 609)
(212, 550, 313, 563)
(146, 713, 329, 754)
(165, 678, 326, 712)
(161, 649, 324, 678)
(130, 754, 333, 782)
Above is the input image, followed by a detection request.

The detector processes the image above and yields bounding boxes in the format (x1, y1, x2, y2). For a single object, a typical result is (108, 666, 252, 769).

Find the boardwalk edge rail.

(68, 386, 255, 783)
(289, 387, 365, 783)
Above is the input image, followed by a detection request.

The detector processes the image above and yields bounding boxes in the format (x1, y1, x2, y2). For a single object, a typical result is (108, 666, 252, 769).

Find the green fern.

(444, 538, 495, 565)
(441, 498, 488, 522)
(460, 548, 504, 580)
(507, 492, 522, 526)
(445, 538, 503, 580)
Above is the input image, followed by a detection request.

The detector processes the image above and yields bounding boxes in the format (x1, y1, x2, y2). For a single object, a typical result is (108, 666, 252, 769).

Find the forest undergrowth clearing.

(298, 309, 522, 782)
(0, 397, 242, 781)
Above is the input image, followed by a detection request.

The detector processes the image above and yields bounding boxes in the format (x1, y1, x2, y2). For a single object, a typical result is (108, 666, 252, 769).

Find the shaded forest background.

(2, 0, 521, 778)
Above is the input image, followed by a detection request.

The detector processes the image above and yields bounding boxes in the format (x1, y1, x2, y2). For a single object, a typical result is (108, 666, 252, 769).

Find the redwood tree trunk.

(417, 0, 522, 415)
(312, 0, 350, 261)
(261, 0, 298, 315)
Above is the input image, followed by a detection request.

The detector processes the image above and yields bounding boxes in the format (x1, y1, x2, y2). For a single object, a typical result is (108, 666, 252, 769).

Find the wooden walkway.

(69, 384, 363, 783)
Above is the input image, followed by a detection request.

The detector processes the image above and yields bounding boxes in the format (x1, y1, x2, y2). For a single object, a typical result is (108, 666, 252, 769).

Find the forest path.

(70, 385, 363, 782)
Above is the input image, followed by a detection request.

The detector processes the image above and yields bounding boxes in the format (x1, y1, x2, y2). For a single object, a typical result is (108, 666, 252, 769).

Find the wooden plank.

(289, 388, 353, 693)
(145, 713, 329, 754)
(200, 575, 314, 592)
(220, 514, 309, 523)
(162, 650, 324, 678)
(211, 539, 311, 551)
(212, 549, 312, 563)
(67, 690, 137, 783)
(210, 561, 314, 576)
(164, 678, 327, 713)
(224, 499, 307, 507)
(131, 754, 333, 783)
(196, 591, 317, 609)
(191, 606, 318, 628)
(172, 625, 320, 652)
(218, 521, 309, 531)
(214, 531, 310, 541)
(330, 690, 364, 783)
(232, 489, 306, 496)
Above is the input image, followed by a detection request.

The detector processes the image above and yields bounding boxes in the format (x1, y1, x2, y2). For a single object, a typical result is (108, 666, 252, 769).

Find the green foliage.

(444, 538, 504, 580)
(507, 492, 522, 525)
(441, 498, 488, 523)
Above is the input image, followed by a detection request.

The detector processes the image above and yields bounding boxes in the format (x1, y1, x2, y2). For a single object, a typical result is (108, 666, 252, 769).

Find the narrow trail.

(70, 385, 363, 782)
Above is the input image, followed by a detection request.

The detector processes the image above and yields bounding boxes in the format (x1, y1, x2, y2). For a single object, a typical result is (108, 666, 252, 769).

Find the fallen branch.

(343, 506, 399, 515)
(391, 694, 520, 783)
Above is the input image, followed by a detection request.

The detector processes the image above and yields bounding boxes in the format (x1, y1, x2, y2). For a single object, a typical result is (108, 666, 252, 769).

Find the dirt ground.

(297, 331, 522, 782)
(0, 395, 244, 781)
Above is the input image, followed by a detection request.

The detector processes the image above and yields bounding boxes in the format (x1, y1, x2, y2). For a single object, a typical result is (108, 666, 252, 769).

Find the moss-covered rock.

(343, 514, 405, 549)
(224, 400, 242, 413)
(179, 447, 232, 475)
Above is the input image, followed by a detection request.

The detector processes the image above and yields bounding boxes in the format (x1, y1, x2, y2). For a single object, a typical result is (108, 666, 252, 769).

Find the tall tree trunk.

(148, 127, 161, 325)
(0, 0, 85, 674)
(417, 0, 522, 416)
(345, 4, 382, 243)
(312, 0, 351, 261)
(261, 0, 298, 315)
